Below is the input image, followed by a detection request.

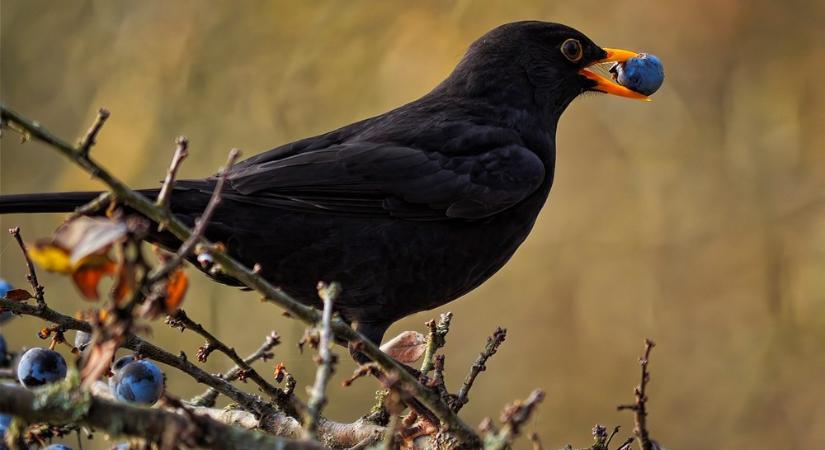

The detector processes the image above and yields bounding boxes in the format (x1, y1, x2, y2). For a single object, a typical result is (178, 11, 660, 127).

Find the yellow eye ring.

(561, 38, 583, 62)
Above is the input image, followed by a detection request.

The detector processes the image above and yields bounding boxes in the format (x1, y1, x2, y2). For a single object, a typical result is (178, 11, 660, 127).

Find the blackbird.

(0, 21, 650, 357)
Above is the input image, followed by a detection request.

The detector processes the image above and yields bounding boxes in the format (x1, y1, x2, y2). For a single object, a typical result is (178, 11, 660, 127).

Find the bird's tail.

(0, 191, 106, 214)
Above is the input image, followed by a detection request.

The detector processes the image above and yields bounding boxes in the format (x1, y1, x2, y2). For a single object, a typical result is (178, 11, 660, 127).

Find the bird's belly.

(222, 209, 538, 325)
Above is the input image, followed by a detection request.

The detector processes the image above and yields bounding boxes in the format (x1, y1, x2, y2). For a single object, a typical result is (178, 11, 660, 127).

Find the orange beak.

(579, 48, 651, 101)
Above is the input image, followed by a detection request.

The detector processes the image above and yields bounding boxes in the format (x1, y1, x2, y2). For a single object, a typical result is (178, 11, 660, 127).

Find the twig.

(420, 312, 452, 376)
(189, 332, 280, 407)
(529, 432, 543, 450)
(150, 148, 240, 283)
(0, 297, 275, 418)
(304, 282, 339, 439)
(617, 339, 655, 450)
(454, 327, 506, 412)
(616, 436, 635, 450)
(485, 390, 545, 450)
(166, 309, 298, 416)
(156, 136, 190, 213)
(0, 105, 479, 445)
(70, 191, 113, 218)
(0, 383, 322, 450)
(77, 108, 109, 157)
(8, 227, 45, 308)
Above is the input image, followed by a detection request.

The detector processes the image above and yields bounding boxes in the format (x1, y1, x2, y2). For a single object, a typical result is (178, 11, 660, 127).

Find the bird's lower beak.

(579, 48, 650, 101)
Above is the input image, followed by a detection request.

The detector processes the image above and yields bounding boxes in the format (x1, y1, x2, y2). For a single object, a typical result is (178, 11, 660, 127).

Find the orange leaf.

(111, 262, 136, 304)
(164, 269, 189, 313)
(72, 262, 117, 301)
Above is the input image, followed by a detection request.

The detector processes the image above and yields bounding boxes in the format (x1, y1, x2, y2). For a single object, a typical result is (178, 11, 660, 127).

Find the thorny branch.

(304, 282, 339, 439)
(150, 148, 240, 283)
(77, 108, 109, 157)
(8, 227, 45, 308)
(189, 331, 280, 407)
(0, 383, 323, 450)
(0, 104, 479, 444)
(617, 339, 656, 450)
(165, 309, 299, 416)
(420, 312, 452, 376)
(0, 296, 276, 418)
(484, 389, 546, 450)
(156, 136, 189, 213)
(454, 327, 506, 412)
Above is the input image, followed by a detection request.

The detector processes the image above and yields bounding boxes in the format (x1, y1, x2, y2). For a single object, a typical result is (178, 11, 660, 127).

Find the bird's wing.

(214, 142, 545, 220)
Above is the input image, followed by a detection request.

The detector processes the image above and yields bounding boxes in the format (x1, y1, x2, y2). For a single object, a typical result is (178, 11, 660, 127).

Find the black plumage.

(0, 21, 634, 352)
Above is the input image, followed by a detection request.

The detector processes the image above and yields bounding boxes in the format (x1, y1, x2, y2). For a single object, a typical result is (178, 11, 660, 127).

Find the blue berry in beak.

(610, 53, 664, 96)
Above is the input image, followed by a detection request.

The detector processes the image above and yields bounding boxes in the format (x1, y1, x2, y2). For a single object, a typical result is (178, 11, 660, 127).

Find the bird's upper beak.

(579, 48, 650, 101)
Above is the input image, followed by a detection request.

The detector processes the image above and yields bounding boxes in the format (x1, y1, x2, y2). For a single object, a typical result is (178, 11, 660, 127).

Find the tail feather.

(0, 191, 104, 214)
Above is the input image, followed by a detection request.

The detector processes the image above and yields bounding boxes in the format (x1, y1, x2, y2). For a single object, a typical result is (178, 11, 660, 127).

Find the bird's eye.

(560, 38, 583, 62)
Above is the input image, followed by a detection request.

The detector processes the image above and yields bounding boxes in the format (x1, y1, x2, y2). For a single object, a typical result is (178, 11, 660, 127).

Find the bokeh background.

(2, 1, 825, 448)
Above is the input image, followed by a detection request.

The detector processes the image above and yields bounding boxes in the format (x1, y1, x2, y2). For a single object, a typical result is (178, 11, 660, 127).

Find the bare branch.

(485, 389, 545, 450)
(150, 148, 240, 283)
(420, 312, 452, 376)
(189, 331, 280, 407)
(77, 108, 109, 157)
(156, 136, 190, 213)
(617, 338, 656, 450)
(166, 309, 299, 415)
(304, 281, 339, 439)
(8, 227, 45, 308)
(454, 327, 507, 412)
(70, 191, 113, 218)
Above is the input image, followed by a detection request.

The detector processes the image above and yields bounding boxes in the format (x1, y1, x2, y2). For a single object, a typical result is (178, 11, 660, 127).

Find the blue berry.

(108, 354, 136, 392)
(0, 279, 13, 325)
(111, 359, 164, 405)
(611, 53, 664, 96)
(44, 445, 73, 450)
(16, 348, 68, 388)
(0, 335, 7, 365)
(74, 331, 92, 351)
(0, 414, 11, 445)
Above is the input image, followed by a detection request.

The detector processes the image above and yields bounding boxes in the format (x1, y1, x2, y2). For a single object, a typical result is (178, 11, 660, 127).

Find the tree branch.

(155, 136, 189, 214)
(304, 282, 338, 439)
(77, 108, 109, 157)
(0, 297, 276, 419)
(166, 308, 299, 415)
(8, 227, 45, 308)
(617, 339, 655, 450)
(189, 331, 280, 407)
(0, 383, 322, 450)
(454, 327, 507, 412)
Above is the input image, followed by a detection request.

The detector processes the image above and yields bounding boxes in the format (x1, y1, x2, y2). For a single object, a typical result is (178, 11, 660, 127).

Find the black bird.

(0, 21, 648, 358)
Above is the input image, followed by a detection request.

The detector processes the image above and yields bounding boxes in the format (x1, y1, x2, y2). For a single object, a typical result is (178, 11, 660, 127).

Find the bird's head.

(444, 21, 650, 119)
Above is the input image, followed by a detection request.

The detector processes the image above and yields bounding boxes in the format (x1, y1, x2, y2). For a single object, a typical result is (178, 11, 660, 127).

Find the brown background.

(2, 1, 824, 448)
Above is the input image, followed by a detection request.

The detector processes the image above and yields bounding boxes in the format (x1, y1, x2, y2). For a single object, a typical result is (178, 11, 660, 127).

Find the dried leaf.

(380, 330, 427, 364)
(27, 242, 74, 273)
(111, 261, 137, 304)
(53, 216, 127, 264)
(164, 269, 189, 313)
(81, 339, 119, 388)
(72, 262, 117, 301)
(4, 288, 33, 301)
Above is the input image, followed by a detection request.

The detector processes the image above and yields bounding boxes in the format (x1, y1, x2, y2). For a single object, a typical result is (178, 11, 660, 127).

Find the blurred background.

(2, 0, 825, 448)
